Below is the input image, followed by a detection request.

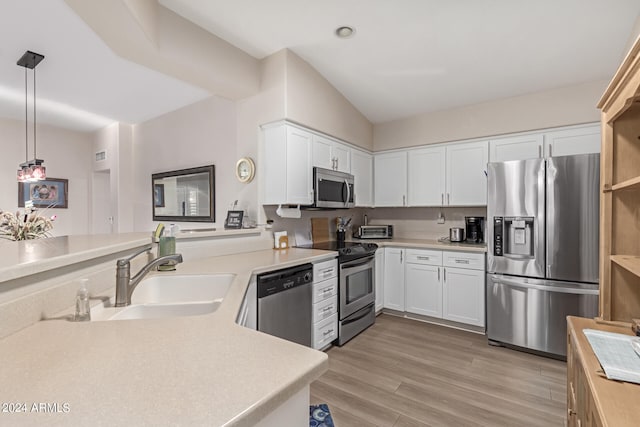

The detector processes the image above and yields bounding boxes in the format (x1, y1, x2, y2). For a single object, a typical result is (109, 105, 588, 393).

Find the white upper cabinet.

(489, 124, 600, 162)
(261, 124, 313, 205)
(374, 151, 408, 207)
(544, 124, 600, 157)
(312, 135, 333, 170)
(407, 146, 446, 206)
(312, 134, 351, 173)
(489, 134, 544, 162)
(351, 149, 373, 207)
(445, 140, 489, 206)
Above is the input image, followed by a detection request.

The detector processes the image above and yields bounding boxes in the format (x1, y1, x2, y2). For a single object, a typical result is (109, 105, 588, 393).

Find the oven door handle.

(342, 305, 373, 325)
(340, 257, 374, 271)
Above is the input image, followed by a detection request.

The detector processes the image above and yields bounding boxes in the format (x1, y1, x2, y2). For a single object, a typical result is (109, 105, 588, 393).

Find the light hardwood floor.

(310, 314, 567, 427)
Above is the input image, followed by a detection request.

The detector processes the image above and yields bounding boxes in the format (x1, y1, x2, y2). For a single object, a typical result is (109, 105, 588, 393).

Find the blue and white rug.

(309, 404, 335, 427)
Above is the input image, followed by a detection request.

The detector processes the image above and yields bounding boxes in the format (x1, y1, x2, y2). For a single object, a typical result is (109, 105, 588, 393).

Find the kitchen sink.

(92, 273, 235, 321)
(107, 301, 222, 320)
(131, 273, 236, 304)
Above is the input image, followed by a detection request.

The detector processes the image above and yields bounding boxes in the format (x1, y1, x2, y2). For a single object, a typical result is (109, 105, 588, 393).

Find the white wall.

(284, 50, 373, 151)
(236, 51, 288, 225)
(131, 96, 237, 232)
(0, 117, 92, 236)
(373, 80, 608, 151)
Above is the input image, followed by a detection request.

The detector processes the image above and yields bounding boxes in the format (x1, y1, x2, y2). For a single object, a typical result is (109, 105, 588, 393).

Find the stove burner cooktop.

(297, 241, 378, 262)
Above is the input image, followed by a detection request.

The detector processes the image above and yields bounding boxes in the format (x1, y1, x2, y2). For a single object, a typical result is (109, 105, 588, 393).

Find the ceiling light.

(335, 26, 355, 39)
(16, 50, 46, 183)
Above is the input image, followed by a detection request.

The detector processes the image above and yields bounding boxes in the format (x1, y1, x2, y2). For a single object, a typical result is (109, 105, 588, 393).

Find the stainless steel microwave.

(312, 167, 354, 209)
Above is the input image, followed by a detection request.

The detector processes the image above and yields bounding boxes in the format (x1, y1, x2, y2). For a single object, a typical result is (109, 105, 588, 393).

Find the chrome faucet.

(115, 245, 183, 307)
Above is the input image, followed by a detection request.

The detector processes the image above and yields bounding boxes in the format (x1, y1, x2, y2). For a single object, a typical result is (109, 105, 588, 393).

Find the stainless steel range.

(298, 241, 378, 345)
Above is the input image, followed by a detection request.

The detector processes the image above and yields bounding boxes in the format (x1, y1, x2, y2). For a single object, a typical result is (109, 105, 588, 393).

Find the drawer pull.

(322, 306, 333, 313)
(323, 329, 334, 336)
(416, 256, 430, 260)
(322, 288, 334, 294)
(454, 259, 470, 264)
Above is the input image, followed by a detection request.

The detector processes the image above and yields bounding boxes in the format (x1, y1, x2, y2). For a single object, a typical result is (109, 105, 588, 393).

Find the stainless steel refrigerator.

(486, 153, 600, 357)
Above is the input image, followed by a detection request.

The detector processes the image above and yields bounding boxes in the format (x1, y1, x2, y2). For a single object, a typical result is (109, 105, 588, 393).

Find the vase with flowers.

(0, 205, 56, 241)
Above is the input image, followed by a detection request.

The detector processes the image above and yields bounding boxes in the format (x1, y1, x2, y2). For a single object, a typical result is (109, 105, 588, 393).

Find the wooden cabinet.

(445, 140, 489, 206)
(374, 152, 408, 207)
(375, 248, 384, 313)
(261, 123, 313, 205)
(383, 247, 405, 311)
(597, 36, 640, 323)
(407, 146, 446, 206)
(312, 134, 350, 173)
(351, 149, 373, 207)
(489, 124, 600, 163)
(567, 317, 638, 427)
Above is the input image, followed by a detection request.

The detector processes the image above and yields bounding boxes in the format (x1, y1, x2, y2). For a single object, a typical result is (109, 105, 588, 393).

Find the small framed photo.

(18, 178, 68, 209)
(225, 210, 244, 229)
(154, 183, 165, 208)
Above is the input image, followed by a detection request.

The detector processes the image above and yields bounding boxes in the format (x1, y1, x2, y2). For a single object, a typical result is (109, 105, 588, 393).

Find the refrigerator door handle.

(490, 275, 599, 295)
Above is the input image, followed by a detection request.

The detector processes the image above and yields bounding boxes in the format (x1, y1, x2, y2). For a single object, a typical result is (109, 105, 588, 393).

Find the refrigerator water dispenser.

(493, 217, 535, 258)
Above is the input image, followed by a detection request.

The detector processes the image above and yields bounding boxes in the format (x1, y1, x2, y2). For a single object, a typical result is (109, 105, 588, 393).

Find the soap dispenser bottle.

(74, 279, 91, 321)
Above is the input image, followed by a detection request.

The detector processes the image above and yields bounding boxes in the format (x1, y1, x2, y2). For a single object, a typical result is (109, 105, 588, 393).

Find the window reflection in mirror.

(152, 165, 215, 222)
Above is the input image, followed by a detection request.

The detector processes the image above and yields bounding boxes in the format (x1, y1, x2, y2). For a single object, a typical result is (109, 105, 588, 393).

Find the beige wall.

(373, 80, 608, 151)
(0, 118, 93, 236)
(284, 51, 373, 151)
(131, 96, 237, 232)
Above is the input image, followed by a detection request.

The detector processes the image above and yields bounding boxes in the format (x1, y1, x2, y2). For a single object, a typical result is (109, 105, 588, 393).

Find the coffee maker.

(465, 216, 485, 243)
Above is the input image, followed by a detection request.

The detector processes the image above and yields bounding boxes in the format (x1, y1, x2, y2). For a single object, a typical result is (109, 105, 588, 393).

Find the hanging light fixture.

(16, 50, 46, 182)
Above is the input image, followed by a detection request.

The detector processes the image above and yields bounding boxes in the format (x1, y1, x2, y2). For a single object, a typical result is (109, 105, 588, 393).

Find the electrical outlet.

(437, 212, 445, 224)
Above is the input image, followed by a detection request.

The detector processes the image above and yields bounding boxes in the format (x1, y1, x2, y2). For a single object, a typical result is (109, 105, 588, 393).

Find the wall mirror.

(152, 165, 215, 222)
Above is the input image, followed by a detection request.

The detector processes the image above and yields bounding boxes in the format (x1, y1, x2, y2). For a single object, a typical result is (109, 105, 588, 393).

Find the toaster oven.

(355, 225, 393, 239)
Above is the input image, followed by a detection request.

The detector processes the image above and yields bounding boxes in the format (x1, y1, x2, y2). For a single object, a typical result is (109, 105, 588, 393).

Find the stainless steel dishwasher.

(257, 263, 313, 347)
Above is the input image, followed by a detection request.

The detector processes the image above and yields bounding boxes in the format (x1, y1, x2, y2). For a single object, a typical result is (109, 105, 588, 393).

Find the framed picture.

(154, 183, 165, 208)
(224, 210, 244, 229)
(18, 178, 68, 209)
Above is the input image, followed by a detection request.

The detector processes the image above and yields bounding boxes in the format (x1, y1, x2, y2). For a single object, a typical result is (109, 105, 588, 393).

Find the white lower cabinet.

(383, 248, 405, 311)
(375, 249, 384, 313)
(442, 267, 485, 327)
(405, 263, 442, 317)
(313, 313, 338, 350)
(382, 247, 485, 329)
(312, 258, 338, 350)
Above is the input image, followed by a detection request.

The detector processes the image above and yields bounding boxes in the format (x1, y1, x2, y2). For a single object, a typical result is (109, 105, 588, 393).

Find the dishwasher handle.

(489, 275, 599, 295)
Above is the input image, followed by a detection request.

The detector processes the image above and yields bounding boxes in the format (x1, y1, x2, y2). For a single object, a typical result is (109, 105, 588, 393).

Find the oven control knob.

(304, 272, 312, 282)
(344, 248, 352, 254)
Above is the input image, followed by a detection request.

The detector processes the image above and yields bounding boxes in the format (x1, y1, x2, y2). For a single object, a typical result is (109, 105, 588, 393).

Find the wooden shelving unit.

(610, 175, 640, 191)
(597, 35, 640, 323)
(610, 255, 640, 277)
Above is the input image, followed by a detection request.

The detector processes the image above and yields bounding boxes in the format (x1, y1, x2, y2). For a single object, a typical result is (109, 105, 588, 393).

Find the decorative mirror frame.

(152, 165, 215, 222)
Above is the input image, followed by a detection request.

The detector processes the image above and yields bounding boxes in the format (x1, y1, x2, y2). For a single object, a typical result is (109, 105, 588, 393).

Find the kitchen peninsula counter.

(0, 240, 336, 426)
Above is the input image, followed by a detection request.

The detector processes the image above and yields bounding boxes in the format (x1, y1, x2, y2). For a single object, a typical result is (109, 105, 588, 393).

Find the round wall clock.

(235, 157, 256, 183)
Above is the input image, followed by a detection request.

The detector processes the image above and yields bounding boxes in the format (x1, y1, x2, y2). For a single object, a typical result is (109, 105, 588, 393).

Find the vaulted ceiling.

(0, 0, 639, 132)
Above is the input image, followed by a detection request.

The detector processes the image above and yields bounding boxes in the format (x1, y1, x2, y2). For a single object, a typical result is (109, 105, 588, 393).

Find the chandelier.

(16, 50, 46, 182)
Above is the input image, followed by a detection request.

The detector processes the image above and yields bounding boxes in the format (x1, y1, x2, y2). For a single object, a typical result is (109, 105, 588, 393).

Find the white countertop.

(0, 233, 151, 282)
(358, 237, 487, 253)
(0, 246, 336, 426)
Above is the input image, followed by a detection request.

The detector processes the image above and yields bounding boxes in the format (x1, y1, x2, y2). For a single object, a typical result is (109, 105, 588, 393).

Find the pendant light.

(16, 50, 46, 182)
